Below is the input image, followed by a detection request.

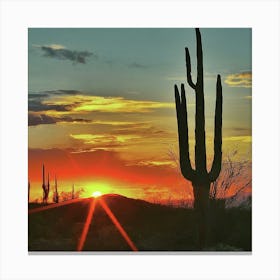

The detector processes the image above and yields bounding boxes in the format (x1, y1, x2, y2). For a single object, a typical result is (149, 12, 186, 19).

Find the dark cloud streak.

(39, 45, 94, 64)
(28, 90, 83, 99)
(28, 113, 91, 126)
(128, 62, 148, 69)
(28, 100, 74, 112)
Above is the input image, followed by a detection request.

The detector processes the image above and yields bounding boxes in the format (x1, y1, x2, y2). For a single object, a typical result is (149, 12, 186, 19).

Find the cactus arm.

(208, 74, 223, 182)
(175, 84, 195, 181)
(195, 28, 204, 87)
(185, 48, 196, 89)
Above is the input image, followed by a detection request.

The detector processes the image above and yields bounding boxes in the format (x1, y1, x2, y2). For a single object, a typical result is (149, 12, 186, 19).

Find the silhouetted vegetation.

(210, 150, 251, 207)
(59, 187, 84, 202)
(174, 28, 223, 248)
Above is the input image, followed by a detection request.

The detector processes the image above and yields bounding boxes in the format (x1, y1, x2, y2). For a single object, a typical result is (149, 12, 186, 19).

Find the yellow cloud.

(243, 95, 252, 100)
(33, 44, 65, 50)
(135, 160, 176, 168)
(225, 72, 252, 88)
(44, 95, 173, 113)
(90, 120, 138, 126)
(70, 133, 140, 145)
(224, 136, 252, 143)
(48, 44, 65, 50)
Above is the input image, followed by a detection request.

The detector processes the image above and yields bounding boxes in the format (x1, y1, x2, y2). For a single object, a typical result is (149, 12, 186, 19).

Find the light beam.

(77, 198, 97, 251)
(99, 198, 138, 251)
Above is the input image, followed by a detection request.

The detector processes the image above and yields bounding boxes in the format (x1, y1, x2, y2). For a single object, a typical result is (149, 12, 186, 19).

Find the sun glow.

(81, 180, 137, 200)
(92, 191, 102, 198)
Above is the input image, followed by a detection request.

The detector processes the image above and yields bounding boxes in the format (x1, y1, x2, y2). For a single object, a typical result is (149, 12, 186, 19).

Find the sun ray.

(99, 198, 138, 251)
(77, 198, 97, 251)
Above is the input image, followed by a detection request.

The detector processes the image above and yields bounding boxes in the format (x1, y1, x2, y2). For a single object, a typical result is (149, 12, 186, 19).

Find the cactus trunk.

(174, 28, 223, 249)
(192, 182, 210, 248)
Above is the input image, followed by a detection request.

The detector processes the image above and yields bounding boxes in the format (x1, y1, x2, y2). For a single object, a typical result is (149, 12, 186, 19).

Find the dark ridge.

(29, 194, 251, 252)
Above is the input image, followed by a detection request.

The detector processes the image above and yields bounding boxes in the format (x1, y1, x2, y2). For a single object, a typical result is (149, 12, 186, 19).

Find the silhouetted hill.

(28, 194, 251, 251)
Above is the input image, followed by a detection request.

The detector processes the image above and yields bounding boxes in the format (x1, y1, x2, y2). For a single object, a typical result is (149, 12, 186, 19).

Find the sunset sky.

(28, 28, 252, 202)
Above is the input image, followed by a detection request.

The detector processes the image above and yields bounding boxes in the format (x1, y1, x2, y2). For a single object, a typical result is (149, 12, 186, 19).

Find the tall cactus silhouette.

(174, 28, 223, 248)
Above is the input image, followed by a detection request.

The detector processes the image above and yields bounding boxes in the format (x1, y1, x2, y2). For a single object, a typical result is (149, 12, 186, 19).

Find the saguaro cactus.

(72, 184, 75, 199)
(174, 28, 223, 248)
(42, 164, 50, 204)
(53, 175, 59, 203)
(42, 164, 46, 203)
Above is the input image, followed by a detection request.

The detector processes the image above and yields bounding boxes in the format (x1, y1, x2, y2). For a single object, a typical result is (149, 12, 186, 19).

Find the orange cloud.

(224, 72, 252, 88)
(133, 160, 176, 168)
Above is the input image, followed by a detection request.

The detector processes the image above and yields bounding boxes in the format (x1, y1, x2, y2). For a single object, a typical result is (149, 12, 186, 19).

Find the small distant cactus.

(72, 184, 75, 199)
(53, 175, 59, 203)
(42, 164, 50, 204)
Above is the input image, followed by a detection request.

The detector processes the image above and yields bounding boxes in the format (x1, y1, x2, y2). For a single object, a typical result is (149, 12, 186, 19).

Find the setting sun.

(92, 191, 102, 198)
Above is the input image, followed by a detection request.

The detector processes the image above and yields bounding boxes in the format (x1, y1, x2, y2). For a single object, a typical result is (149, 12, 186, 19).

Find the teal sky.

(28, 28, 251, 101)
(29, 28, 252, 147)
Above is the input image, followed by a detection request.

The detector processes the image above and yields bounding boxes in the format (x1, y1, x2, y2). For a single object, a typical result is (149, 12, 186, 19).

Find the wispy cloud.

(70, 133, 139, 143)
(90, 120, 141, 126)
(128, 62, 148, 69)
(35, 44, 94, 64)
(28, 91, 83, 114)
(41, 95, 174, 114)
(69, 121, 173, 151)
(29, 91, 173, 114)
(70, 133, 139, 151)
(224, 71, 252, 88)
(133, 160, 176, 168)
(243, 95, 252, 100)
(224, 136, 252, 143)
(28, 113, 91, 126)
(28, 100, 75, 113)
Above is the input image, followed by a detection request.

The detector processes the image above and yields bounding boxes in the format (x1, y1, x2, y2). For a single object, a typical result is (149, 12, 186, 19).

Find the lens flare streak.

(77, 198, 97, 251)
(99, 198, 138, 251)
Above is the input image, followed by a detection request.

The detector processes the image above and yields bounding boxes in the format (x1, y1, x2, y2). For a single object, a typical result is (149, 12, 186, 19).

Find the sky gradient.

(28, 28, 252, 203)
